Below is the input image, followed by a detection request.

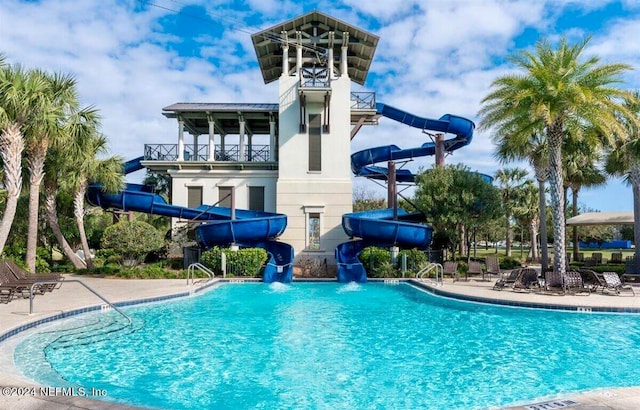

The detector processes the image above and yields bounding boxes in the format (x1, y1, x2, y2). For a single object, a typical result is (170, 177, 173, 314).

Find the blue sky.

(1, 0, 640, 212)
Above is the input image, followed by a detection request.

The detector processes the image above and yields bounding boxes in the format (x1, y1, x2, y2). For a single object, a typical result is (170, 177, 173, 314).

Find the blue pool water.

(14, 282, 640, 409)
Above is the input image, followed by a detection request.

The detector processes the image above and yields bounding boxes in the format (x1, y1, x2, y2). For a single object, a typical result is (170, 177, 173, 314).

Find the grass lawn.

(472, 246, 635, 263)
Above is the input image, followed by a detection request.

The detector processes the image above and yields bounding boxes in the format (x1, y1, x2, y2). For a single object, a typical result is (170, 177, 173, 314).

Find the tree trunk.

(0, 123, 24, 254)
(548, 124, 566, 274)
(535, 167, 549, 272)
(44, 186, 85, 269)
(630, 162, 640, 261)
(529, 217, 539, 261)
(505, 211, 512, 257)
(74, 184, 94, 269)
(26, 145, 47, 272)
(572, 186, 580, 263)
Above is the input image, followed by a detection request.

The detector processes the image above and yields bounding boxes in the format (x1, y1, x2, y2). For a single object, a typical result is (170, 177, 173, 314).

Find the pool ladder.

(416, 263, 443, 286)
(187, 263, 215, 286)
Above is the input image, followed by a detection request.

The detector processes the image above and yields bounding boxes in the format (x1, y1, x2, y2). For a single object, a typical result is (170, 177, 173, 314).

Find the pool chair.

(563, 271, 590, 295)
(0, 270, 35, 298)
(492, 268, 521, 290)
(456, 261, 483, 281)
(580, 269, 606, 293)
(512, 268, 541, 292)
(610, 252, 623, 264)
(485, 256, 501, 281)
(2, 259, 63, 292)
(602, 272, 635, 296)
(444, 261, 459, 280)
(0, 286, 14, 304)
(544, 271, 565, 294)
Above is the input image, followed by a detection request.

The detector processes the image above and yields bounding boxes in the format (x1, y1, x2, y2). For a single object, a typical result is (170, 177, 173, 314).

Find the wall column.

(208, 115, 215, 161)
(296, 31, 303, 78)
(239, 116, 246, 161)
(328, 32, 335, 79)
(193, 135, 198, 161)
(340, 32, 349, 77)
(269, 116, 276, 161)
(177, 117, 185, 161)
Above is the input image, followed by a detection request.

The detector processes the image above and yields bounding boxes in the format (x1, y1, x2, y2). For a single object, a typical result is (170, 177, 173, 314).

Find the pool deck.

(1, 273, 640, 409)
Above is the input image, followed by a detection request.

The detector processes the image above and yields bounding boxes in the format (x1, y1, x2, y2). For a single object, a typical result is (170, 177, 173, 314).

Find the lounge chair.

(2, 259, 62, 292)
(462, 261, 484, 281)
(493, 268, 521, 290)
(580, 269, 606, 293)
(0, 265, 48, 297)
(544, 271, 565, 293)
(610, 252, 623, 264)
(512, 268, 540, 292)
(602, 272, 635, 296)
(0, 286, 14, 304)
(563, 271, 590, 295)
(0, 270, 36, 298)
(444, 261, 459, 280)
(485, 256, 500, 280)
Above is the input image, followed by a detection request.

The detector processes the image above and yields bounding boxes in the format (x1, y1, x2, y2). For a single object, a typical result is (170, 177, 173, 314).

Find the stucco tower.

(252, 12, 379, 266)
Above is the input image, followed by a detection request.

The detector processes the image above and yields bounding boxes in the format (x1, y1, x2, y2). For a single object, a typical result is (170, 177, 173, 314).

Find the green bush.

(200, 247, 268, 277)
(359, 247, 391, 274)
(101, 220, 165, 265)
(500, 256, 521, 270)
(399, 248, 428, 274)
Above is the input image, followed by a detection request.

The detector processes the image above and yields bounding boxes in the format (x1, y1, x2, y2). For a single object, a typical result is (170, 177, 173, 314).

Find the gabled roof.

(251, 10, 379, 86)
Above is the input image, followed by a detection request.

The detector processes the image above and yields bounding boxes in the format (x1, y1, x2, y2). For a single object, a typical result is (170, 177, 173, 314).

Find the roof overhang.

(566, 211, 634, 226)
(251, 11, 379, 86)
(162, 103, 279, 136)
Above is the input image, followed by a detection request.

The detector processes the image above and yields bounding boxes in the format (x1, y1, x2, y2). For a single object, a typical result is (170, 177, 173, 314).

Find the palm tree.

(604, 91, 640, 261)
(494, 131, 551, 271)
(23, 70, 79, 272)
(478, 36, 637, 275)
(512, 180, 540, 261)
(66, 114, 123, 269)
(562, 139, 607, 260)
(494, 167, 528, 257)
(0, 63, 46, 256)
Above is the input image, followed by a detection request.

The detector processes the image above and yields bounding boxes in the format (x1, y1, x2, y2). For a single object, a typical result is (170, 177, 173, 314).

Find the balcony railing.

(351, 92, 376, 110)
(144, 144, 272, 162)
(300, 67, 330, 88)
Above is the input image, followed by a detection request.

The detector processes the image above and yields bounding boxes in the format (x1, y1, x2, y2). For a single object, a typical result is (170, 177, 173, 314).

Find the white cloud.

(0, 0, 638, 210)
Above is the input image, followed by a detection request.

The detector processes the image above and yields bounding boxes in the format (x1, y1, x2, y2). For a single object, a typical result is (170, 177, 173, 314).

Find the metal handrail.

(29, 279, 132, 325)
(187, 263, 215, 286)
(416, 263, 443, 286)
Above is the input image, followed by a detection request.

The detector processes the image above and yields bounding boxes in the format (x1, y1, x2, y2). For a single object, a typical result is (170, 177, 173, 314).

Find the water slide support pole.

(388, 160, 397, 220)
(435, 133, 445, 167)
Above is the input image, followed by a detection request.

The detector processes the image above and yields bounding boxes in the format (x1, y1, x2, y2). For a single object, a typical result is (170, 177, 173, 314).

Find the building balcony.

(144, 144, 273, 162)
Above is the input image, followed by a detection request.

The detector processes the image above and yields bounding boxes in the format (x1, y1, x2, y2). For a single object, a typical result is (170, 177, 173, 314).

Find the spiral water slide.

(86, 157, 293, 283)
(336, 103, 475, 282)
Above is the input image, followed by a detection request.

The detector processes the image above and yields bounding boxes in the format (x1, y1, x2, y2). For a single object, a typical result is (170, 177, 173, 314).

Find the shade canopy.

(251, 10, 379, 85)
(565, 211, 634, 226)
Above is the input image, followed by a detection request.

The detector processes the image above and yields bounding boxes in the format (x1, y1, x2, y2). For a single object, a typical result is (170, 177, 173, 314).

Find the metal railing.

(30, 279, 132, 324)
(416, 263, 443, 286)
(300, 67, 330, 88)
(187, 263, 216, 286)
(144, 144, 272, 162)
(351, 92, 376, 110)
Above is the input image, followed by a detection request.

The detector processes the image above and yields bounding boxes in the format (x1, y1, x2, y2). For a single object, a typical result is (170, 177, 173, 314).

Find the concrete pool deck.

(1, 274, 640, 409)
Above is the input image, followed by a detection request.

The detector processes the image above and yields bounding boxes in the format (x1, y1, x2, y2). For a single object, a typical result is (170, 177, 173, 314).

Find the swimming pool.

(13, 282, 640, 409)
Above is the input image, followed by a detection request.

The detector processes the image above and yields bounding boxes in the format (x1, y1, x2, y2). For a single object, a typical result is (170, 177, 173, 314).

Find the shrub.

(101, 220, 165, 265)
(500, 256, 521, 270)
(399, 248, 428, 275)
(201, 247, 268, 277)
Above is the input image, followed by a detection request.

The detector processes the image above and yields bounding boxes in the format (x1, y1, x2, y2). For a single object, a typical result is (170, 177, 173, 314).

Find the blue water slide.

(86, 182, 293, 283)
(123, 156, 145, 174)
(337, 103, 475, 282)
